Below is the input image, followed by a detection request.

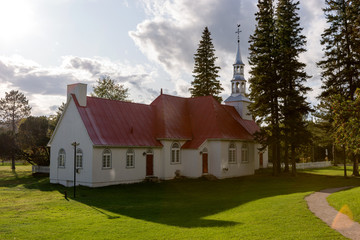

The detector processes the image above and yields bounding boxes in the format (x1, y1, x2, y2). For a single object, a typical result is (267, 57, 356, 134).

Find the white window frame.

(228, 143, 236, 164)
(126, 149, 135, 168)
(58, 149, 66, 168)
(76, 148, 83, 169)
(102, 149, 112, 169)
(241, 143, 249, 163)
(171, 142, 181, 164)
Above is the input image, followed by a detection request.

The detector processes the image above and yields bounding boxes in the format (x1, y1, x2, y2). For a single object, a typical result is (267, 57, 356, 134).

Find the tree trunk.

(291, 145, 296, 177)
(272, 142, 278, 176)
(343, 146, 347, 177)
(277, 142, 281, 174)
(352, 154, 359, 176)
(332, 143, 337, 166)
(284, 139, 289, 172)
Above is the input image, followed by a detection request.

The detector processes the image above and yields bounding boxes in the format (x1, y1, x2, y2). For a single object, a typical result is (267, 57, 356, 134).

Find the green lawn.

(1, 166, 360, 240)
(299, 165, 353, 176)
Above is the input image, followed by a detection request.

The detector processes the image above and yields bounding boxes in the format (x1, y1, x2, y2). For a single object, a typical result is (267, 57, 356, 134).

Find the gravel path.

(305, 187, 360, 240)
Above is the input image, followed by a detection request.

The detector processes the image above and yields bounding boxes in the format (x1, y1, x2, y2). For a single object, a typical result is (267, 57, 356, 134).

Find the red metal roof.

(74, 95, 162, 147)
(73, 94, 259, 148)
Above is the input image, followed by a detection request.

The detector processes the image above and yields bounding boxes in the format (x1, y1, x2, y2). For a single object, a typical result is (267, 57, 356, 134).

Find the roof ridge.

(87, 96, 150, 107)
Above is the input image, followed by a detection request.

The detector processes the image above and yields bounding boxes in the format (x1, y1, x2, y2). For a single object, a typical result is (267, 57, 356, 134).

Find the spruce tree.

(190, 27, 223, 102)
(318, 0, 360, 175)
(275, 0, 311, 175)
(248, 0, 281, 175)
(318, 0, 360, 100)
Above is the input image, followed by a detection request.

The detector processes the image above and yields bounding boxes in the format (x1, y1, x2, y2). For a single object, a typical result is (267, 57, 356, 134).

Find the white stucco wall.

(182, 149, 201, 178)
(91, 147, 161, 187)
(160, 140, 186, 180)
(208, 140, 255, 179)
(49, 98, 94, 187)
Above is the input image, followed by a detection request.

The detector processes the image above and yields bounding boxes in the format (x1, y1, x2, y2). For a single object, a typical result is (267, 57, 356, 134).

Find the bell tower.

(231, 25, 246, 95)
(225, 24, 252, 120)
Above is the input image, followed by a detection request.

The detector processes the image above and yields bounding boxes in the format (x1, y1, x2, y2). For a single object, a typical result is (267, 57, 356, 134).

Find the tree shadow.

(16, 172, 360, 228)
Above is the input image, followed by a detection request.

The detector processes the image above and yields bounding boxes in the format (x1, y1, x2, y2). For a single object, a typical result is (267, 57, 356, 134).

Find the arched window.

(171, 142, 180, 164)
(241, 143, 249, 163)
(126, 149, 135, 168)
(102, 149, 112, 169)
(241, 82, 245, 92)
(236, 82, 240, 93)
(240, 66, 244, 74)
(76, 148, 83, 169)
(58, 149, 66, 168)
(228, 143, 236, 163)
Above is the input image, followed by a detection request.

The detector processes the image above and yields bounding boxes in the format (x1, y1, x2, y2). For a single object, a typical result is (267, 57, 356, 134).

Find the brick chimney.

(67, 83, 87, 107)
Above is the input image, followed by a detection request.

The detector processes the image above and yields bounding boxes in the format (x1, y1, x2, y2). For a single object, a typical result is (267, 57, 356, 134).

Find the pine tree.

(318, 0, 360, 175)
(190, 27, 223, 102)
(0, 90, 31, 170)
(318, 0, 360, 100)
(248, 0, 281, 175)
(275, 0, 311, 175)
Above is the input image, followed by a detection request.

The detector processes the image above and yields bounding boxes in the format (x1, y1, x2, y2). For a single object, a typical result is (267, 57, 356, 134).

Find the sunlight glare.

(0, 0, 36, 42)
(331, 204, 354, 230)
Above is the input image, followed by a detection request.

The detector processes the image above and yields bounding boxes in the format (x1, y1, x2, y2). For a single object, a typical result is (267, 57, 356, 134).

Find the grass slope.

(1, 166, 359, 240)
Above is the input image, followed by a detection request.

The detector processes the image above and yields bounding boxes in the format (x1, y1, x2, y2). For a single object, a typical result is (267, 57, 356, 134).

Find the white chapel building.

(48, 35, 268, 187)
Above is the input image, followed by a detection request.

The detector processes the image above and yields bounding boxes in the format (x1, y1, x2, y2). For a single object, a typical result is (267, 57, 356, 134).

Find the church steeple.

(224, 24, 252, 120)
(231, 24, 246, 96)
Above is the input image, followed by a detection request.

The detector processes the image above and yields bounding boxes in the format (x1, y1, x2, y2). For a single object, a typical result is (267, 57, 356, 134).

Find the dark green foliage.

(48, 102, 65, 136)
(249, 0, 311, 175)
(318, 0, 360, 176)
(248, 0, 281, 175)
(190, 27, 223, 102)
(276, 0, 311, 175)
(17, 116, 50, 166)
(0, 132, 16, 160)
(318, 0, 360, 100)
(0, 90, 31, 170)
(91, 75, 129, 101)
(0, 90, 31, 134)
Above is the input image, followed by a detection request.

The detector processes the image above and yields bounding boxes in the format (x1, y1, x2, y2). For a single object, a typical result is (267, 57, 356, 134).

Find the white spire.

(234, 25, 244, 65)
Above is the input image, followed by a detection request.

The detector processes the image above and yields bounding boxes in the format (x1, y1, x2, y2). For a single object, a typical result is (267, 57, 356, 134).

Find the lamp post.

(71, 142, 79, 198)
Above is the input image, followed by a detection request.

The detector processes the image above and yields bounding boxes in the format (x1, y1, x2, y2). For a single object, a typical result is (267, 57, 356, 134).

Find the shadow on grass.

(5, 170, 360, 228)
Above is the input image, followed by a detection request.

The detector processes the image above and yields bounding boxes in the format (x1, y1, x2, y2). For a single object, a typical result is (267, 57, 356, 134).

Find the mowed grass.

(299, 165, 354, 176)
(1, 166, 360, 240)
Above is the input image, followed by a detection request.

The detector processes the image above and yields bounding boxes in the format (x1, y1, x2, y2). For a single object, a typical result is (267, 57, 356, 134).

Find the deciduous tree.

(91, 76, 129, 101)
(17, 116, 50, 166)
(0, 90, 31, 170)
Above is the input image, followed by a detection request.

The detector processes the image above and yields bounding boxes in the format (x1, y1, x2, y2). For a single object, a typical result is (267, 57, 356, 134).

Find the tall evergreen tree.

(248, 0, 281, 175)
(190, 27, 223, 102)
(275, 0, 311, 175)
(318, 0, 360, 175)
(318, 0, 360, 100)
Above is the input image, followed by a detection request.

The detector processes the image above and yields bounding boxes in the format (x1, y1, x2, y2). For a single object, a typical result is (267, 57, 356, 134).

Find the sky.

(0, 0, 327, 116)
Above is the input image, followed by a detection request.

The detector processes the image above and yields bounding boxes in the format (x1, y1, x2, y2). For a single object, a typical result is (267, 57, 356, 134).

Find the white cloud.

(131, 0, 326, 105)
(0, 55, 160, 116)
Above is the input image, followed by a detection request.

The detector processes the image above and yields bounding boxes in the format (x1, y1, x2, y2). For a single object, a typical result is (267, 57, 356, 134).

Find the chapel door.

(202, 153, 208, 174)
(146, 154, 154, 176)
(259, 153, 263, 168)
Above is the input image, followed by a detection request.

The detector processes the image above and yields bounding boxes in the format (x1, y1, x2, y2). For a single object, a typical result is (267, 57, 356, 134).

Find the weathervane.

(236, 24, 241, 43)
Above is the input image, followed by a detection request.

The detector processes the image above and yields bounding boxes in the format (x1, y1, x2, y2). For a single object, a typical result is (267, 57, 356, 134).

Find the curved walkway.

(305, 187, 360, 240)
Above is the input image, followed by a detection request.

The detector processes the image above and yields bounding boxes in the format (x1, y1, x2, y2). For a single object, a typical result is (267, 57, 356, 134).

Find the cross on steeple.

(235, 24, 241, 43)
